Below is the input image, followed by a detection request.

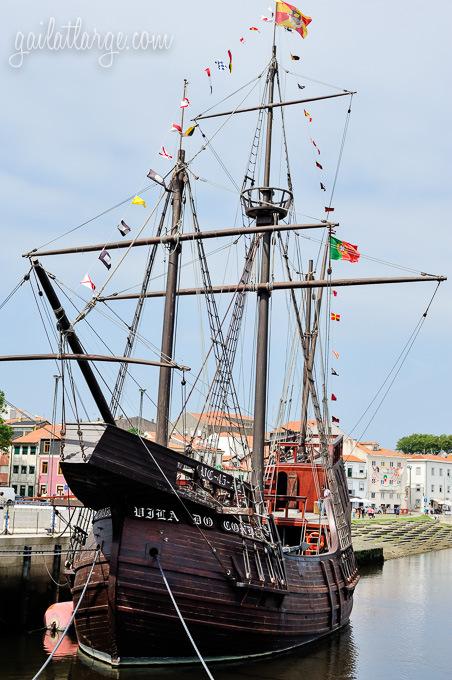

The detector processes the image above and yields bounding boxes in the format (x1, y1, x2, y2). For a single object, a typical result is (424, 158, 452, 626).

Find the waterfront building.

(342, 453, 368, 500)
(174, 410, 254, 438)
(405, 455, 452, 512)
(354, 443, 407, 512)
(9, 425, 61, 497)
(0, 451, 9, 485)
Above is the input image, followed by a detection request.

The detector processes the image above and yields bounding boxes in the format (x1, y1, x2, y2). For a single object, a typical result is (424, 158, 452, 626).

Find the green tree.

(396, 433, 445, 454)
(0, 391, 13, 450)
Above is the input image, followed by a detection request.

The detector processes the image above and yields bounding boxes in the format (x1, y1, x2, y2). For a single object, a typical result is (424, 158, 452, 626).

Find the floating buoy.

(44, 601, 74, 632)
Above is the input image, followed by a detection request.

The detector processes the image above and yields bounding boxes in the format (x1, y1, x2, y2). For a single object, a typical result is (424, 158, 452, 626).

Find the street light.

(407, 465, 412, 514)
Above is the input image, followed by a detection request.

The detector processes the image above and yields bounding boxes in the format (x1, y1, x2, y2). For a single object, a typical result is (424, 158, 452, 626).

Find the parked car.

(0, 487, 16, 506)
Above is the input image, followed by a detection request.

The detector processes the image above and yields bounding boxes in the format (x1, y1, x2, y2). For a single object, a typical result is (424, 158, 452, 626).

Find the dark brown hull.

(72, 511, 357, 666)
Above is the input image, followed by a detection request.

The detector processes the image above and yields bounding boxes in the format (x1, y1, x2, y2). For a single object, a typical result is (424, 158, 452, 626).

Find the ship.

(5, 7, 445, 672)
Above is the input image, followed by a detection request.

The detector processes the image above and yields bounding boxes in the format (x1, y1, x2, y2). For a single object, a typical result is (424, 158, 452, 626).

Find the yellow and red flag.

(275, 2, 312, 39)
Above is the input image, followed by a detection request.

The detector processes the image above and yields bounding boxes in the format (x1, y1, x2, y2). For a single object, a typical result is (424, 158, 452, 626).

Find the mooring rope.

(31, 548, 100, 680)
(156, 557, 215, 680)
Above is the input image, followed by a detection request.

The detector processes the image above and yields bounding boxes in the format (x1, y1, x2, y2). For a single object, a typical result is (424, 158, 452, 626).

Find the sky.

(0, 1, 451, 449)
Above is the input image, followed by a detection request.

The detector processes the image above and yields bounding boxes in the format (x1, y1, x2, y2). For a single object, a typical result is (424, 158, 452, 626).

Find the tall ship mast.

(3, 4, 445, 672)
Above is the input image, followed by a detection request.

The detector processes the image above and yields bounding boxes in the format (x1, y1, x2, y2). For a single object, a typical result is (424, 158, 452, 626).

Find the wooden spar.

(300, 260, 314, 446)
(32, 260, 116, 426)
(252, 46, 277, 493)
(193, 91, 355, 122)
(0, 354, 190, 370)
(155, 148, 186, 447)
(100, 275, 447, 302)
(23, 222, 334, 258)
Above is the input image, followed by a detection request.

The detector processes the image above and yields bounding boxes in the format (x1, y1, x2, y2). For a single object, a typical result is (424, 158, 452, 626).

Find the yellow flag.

(183, 125, 197, 137)
(131, 195, 146, 208)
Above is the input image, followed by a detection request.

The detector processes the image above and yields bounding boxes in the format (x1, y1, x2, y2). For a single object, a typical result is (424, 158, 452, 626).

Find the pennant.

(330, 236, 360, 263)
(330, 313, 341, 322)
(290, 54, 301, 61)
(320, 182, 326, 191)
(332, 290, 338, 297)
(228, 49, 233, 74)
(204, 67, 213, 94)
(304, 109, 312, 122)
(331, 368, 339, 376)
(170, 123, 182, 134)
(331, 393, 337, 401)
(159, 146, 173, 160)
(324, 207, 335, 213)
(240, 37, 245, 43)
(215, 60, 227, 71)
(311, 139, 320, 154)
(261, 15, 273, 22)
(183, 125, 197, 137)
(180, 97, 190, 109)
(147, 169, 166, 188)
(249, 26, 260, 32)
(80, 273, 96, 291)
(98, 249, 112, 270)
(131, 195, 147, 208)
(275, 2, 312, 39)
(332, 350, 340, 360)
(117, 220, 131, 237)
(315, 161, 323, 170)
(332, 416, 340, 424)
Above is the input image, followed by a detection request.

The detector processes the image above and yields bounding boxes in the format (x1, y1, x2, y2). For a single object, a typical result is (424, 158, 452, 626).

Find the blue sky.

(0, 1, 451, 448)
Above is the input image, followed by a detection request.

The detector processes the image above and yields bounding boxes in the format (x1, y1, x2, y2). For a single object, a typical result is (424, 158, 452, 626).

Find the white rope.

(31, 548, 100, 680)
(156, 557, 215, 680)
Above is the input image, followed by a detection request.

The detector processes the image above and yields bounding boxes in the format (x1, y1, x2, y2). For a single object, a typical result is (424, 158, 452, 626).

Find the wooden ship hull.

(62, 425, 359, 666)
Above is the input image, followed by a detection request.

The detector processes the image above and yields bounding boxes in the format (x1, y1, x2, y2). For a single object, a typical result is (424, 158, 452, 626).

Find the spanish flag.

(330, 313, 341, 322)
(275, 2, 312, 39)
(131, 195, 147, 208)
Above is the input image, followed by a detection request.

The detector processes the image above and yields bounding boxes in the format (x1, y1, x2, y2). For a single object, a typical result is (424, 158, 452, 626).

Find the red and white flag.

(249, 26, 260, 32)
(170, 123, 182, 134)
(180, 97, 190, 109)
(332, 350, 340, 360)
(159, 146, 173, 159)
(240, 37, 245, 43)
(81, 273, 96, 291)
(261, 15, 273, 22)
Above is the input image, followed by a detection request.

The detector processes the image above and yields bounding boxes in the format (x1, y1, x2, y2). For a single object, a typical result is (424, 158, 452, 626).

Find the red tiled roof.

(12, 425, 62, 444)
(355, 443, 406, 458)
(343, 454, 367, 463)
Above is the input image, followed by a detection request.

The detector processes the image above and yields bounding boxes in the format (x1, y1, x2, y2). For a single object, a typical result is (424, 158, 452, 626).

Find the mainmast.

(155, 81, 188, 446)
(244, 43, 292, 492)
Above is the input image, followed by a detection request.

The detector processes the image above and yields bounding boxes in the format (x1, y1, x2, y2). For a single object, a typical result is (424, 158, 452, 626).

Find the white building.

(343, 453, 368, 500)
(405, 455, 452, 512)
(352, 443, 407, 512)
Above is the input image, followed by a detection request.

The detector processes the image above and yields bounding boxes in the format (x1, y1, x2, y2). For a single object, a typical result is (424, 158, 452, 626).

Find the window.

(359, 467, 365, 475)
(381, 492, 385, 499)
(389, 492, 394, 499)
(41, 461, 48, 474)
(448, 486, 451, 494)
(389, 480, 393, 485)
(13, 445, 20, 455)
(40, 484, 47, 496)
(439, 486, 443, 493)
(27, 486, 34, 497)
(431, 468, 435, 476)
(380, 461, 385, 467)
(371, 492, 375, 499)
(439, 469, 443, 477)
(347, 468, 352, 478)
(416, 484, 421, 492)
(12, 465, 19, 474)
(359, 482, 365, 491)
(416, 467, 421, 475)
(397, 462, 402, 468)
(372, 460, 376, 467)
(56, 485, 64, 496)
(43, 441, 50, 454)
(447, 469, 451, 478)
(30, 446, 36, 455)
(21, 446, 28, 455)
(431, 484, 435, 493)
(20, 465, 27, 474)
(389, 461, 394, 468)
(29, 466, 35, 475)
(19, 485, 26, 496)
(57, 463, 62, 475)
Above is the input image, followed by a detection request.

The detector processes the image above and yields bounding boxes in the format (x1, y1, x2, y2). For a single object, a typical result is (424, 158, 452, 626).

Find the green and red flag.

(330, 236, 360, 263)
(275, 2, 312, 39)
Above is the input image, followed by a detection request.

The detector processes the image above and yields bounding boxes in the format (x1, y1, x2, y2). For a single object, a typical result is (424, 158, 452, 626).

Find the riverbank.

(352, 515, 452, 560)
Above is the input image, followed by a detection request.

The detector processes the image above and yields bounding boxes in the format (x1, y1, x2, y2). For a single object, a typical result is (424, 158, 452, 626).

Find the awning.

(349, 497, 372, 504)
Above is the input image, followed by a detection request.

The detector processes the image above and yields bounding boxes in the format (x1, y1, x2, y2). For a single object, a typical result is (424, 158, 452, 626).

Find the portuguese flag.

(330, 236, 360, 263)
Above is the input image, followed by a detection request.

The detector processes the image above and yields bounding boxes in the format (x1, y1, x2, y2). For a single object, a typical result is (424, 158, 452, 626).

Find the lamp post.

(407, 465, 412, 514)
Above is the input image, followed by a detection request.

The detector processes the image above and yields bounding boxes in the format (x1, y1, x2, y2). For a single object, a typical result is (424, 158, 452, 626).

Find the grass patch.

(352, 515, 433, 525)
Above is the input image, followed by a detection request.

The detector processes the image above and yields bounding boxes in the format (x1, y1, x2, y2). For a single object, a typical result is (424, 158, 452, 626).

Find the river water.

(1, 549, 450, 680)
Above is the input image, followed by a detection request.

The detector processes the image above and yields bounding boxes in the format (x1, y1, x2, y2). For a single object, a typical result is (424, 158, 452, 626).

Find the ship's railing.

(267, 494, 307, 518)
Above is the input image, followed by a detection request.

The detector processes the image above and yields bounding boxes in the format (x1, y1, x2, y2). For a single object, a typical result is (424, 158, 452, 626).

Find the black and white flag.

(117, 220, 131, 236)
(99, 248, 112, 270)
